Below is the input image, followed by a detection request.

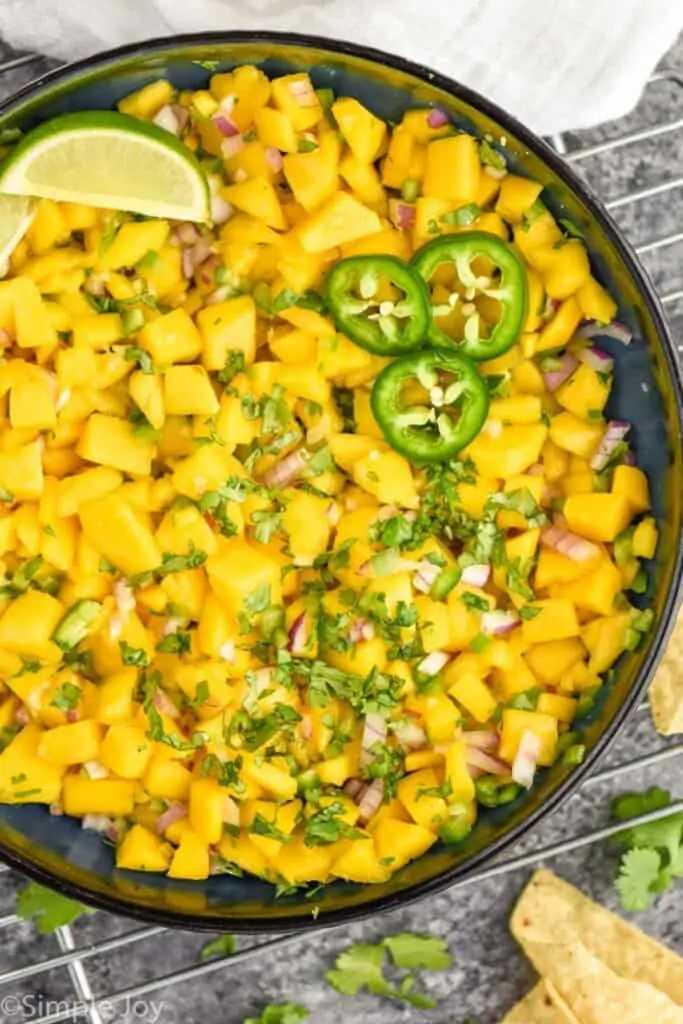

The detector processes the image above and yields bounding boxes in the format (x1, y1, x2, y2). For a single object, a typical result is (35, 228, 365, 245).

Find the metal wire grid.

(0, 53, 679, 1024)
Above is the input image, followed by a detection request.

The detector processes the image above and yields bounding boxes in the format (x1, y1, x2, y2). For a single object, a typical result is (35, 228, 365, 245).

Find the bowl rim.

(0, 29, 682, 933)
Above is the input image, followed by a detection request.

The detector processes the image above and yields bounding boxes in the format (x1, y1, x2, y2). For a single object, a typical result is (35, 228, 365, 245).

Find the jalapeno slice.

(411, 231, 528, 361)
(370, 348, 489, 464)
(324, 254, 432, 355)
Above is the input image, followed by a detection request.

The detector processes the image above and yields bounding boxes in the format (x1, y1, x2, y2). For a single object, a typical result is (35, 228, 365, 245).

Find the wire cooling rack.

(0, 52, 681, 1024)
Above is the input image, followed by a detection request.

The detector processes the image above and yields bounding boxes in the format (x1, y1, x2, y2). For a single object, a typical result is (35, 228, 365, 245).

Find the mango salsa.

(0, 66, 655, 897)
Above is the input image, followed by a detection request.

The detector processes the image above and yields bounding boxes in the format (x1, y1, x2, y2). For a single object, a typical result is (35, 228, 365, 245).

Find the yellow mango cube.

(0, 724, 65, 804)
(9, 375, 56, 430)
(521, 599, 580, 644)
(72, 313, 125, 349)
(38, 720, 103, 765)
(167, 830, 211, 880)
(444, 740, 476, 803)
(196, 296, 256, 371)
(0, 590, 64, 658)
(449, 673, 498, 723)
(116, 824, 172, 872)
(143, 755, 193, 801)
(57, 467, 123, 518)
(297, 192, 382, 253)
(397, 768, 448, 830)
(373, 819, 437, 871)
(564, 492, 633, 543)
(139, 309, 203, 365)
(163, 365, 219, 416)
(206, 538, 282, 615)
(332, 97, 387, 163)
(77, 413, 154, 476)
(0, 441, 44, 500)
(62, 776, 137, 816)
(611, 464, 650, 515)
(129, 371, 165, 431)
(79, 493, 161, 577)
(99, 220, 170, 270)
(101, 724, 152, 779)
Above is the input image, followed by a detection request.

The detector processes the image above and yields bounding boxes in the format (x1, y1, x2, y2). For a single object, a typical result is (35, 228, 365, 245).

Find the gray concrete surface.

(0, 30, 681, 1024)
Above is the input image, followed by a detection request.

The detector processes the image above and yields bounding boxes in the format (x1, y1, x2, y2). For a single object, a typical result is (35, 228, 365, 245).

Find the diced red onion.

(590, 420, 631, 471)
(481, 610, 520, 636)
(155, 801, 186, 834)
(49, 802, 64, 816)
(82, 814, 113, 833)
(577, 320, 632, 345)
(219, 639, 235, 664)
(461, 564, 490, 588)
(266, 147, 283, 173)
(299, 713, 313, 741)
(211, 113, 240, 137)
(221, 134, 244, 159)
(343, 778, 366, 800)
(361, 713, 387, 765)
(465, 747, 510, 775)
(222, 795, 240, 827)
(171, 104, 190, 134)
(349, 618, 375, 643)
(176, 222, 201, 246)
(413, 560, 441, 594)
(197, 255, 221, 286)
(577, 346, 614, 373)
(106, 821, 124, 843)
(512, 730, 542, 788)
(325, 501, 341, 526)
(623, 451, 636, 467)
(357, 778, 385, 824)
(288, 612, 309, 655)
(553, 511, 568, 530)
(218, 94, 237, 115)
(540, 525, 600, 562)
(263, 447, 309, 488)
(163, 615, 187, 637)
(485, 165, 507, 180)
(210, 193, 233, 225)
(66, 709, 79, 723)
(543, 352, 578, 393)
(181, 237, 213, 279)
(390, 201, 416, 231)
(463, 730, 499, 751)
(153, 689, 180, 720)
(427, 108, 449, 128)
(287, 79, 318, 107)
(153, 105, 181, 135)
(84, 760, 109, 779)
(84, 273, 106, 296)
(394, 719, 427, 751)
(417, 650, 451, 676)
(15, 705, 29, 725)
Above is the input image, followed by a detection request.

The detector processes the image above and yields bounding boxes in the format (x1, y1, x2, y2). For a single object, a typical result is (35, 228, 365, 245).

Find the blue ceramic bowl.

(0, 32, 681, 932)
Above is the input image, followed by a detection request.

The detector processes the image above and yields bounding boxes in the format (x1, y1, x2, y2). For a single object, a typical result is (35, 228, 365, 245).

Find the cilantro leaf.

(615, 848, 663, 911)
(325, 940, 439, 1009)
(198, 933, 236, 961)
(251, 509, 283, 544)
(124, 346, 155, 374)
(383, 933, 451, 970)
(304, 802, 365, 846)
(218, 349, 247, 385)
(50, 681, 81, 713)
(610, 786, 683, 910)
(155, 629, 191, 655)
(17, 882, 95, 934)
(244, 1005, 308, 1024)
(119, 641, 149, 668)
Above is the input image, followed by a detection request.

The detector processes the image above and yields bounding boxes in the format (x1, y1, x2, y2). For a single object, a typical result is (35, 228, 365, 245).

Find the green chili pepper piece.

(52, 600, 102, 652)
(325, 254, 432, 355)
(370, 348, 489, 464)
(412, 231, 528, 361)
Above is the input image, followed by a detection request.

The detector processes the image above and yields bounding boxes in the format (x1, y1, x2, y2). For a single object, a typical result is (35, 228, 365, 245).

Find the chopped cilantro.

(304, 801, 366, 845)
(119, 641, 149, 668)
(519, 604, 542, 620)
(251, 509, 283, 544)
(558, 217, 584, 239)
(50, 681, 81, 713)
(124, 346, 155, 373)
(244, 1004, 308, 1024)
(361, 742, 405, 798)
(297, 138, 318, 153)
(506, 687, 542, 710)
(325, 934, 448, 1009)
(383, 933, 452, 970)
(156, 629, 191, 655)
(218, 349, 247, 385)
(479, 139, 506, 170)
(460, 591, 489, 613)
(332, 386, 356, 432)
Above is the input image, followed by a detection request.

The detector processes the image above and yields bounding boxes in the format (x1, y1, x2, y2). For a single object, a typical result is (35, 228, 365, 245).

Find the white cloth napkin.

(0, 0, 681, 135)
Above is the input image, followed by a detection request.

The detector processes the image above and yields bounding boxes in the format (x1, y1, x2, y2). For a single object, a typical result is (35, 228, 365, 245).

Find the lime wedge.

(0, 194, 34, 274)
(0, 111, 210, 223)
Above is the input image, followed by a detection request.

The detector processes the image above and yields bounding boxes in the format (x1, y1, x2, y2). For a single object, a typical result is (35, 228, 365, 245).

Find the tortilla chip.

(500, 980, 578, 1023)
(520, 940, 683, 1024)
(511, 869, 683, 1004)
(649, 601, 683, 734)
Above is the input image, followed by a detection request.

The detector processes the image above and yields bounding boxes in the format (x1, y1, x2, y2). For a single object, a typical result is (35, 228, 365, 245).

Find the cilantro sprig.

(17, 882, 94, 934)
(325, 933, 451, 1009)
(610, 786, 683, 911)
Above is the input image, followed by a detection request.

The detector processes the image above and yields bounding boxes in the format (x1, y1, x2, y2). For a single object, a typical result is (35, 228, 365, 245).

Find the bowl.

(0, 31, 681, 933)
